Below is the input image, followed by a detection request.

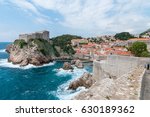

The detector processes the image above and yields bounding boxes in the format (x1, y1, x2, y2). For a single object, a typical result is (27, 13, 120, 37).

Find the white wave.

(0, 49, 6, 53)
(54, 66, 87, 78)
(57, 85, 87, 100)
(0, 59, 55, 69)
(53, 68, 73, 77)
(55, 66, 88, 100)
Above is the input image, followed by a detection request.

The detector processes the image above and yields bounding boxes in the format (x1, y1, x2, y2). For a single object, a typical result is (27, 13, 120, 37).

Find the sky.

(0, 0, 150, 42)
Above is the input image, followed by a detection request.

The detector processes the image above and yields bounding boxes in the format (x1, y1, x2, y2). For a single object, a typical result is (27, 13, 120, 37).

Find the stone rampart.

(93, 55, 150, 81)
(19, 31, 49, 42)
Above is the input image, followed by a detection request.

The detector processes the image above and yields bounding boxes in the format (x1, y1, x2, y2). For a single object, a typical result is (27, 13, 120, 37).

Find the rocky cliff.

(68, 72, 95, 90)
(6, 38, 72, 66)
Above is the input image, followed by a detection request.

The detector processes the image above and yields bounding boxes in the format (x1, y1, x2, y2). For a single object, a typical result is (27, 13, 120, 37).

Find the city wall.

(19, 31, 49, 42)
(93, 55, 150, 81)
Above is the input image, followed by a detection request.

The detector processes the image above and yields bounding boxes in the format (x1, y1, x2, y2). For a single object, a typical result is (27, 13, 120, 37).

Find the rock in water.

(75, 59, 84, 68)
(68, 72, 95, 90)
(63, 62, 73, 70)
(71, 60, 76, 65)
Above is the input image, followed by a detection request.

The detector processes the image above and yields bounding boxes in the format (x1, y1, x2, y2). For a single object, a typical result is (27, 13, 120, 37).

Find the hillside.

(140, 28, 150, 37)
(52, 34, 82, 55)
(115, 32, 135, 40)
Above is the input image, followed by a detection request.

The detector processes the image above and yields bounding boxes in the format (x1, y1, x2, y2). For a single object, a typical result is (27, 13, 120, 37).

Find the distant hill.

(140, 28, 150, 36)
(115, 32, 135, 40)
(52, 34, 82, 55)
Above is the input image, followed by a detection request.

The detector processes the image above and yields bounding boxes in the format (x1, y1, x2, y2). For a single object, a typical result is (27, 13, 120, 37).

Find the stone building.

(71, 39, 88, 47)
(19, 30, 49, 42)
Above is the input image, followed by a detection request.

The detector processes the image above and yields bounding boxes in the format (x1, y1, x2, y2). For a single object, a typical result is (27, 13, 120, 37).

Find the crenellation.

(19, 30, 50, 42)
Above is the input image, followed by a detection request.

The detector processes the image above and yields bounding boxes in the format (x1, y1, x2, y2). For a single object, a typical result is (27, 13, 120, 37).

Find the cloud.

(10, 0, 40, 15)
(35, 17, 50, 25)
(31, 0, 114, 29)
(9, 0, 51, 25)
(7, 0, 150, 35)
(30, 0, 150, 34)
(0, 0, 6, 5)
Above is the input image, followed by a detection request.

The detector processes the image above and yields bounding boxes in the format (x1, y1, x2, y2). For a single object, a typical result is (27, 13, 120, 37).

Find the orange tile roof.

(116, 51, 131, 56)
(113, 47, 123, 49)
(129, 38, 150, 41)
(82, 44, 95, 48)
(105, 48, 113, 51)
(103, 49, 131, 56)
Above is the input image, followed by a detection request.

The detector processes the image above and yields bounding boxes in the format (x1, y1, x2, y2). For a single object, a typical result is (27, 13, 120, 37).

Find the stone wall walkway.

(74, 66, 145, 100)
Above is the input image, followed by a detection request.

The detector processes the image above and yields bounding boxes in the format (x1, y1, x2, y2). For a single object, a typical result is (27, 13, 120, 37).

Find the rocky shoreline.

(6, 43, 53, 66)
(68, 72, 95, 90)
(61, 60, 95, 94)
(6, 38, 75, 67)
(6, 38, 96, 99)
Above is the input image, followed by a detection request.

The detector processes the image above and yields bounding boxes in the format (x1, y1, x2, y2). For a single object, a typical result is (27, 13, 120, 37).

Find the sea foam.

(0, 49, 6, 53)
(0, 59, 56, 69)
(55, 66, 88, 100)
(54, 66, 87, 78)
(53, 68, 72, 77)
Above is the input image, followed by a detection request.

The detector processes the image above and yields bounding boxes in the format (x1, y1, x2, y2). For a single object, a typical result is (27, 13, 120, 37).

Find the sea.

(0, 42, 92, 100)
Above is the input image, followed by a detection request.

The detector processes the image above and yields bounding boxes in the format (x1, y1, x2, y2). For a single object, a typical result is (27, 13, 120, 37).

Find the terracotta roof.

(82, 44, 95, 48)
(129, 38, 150, 41)
(116, 51, 131, 56)
(105, 48, 113, 51)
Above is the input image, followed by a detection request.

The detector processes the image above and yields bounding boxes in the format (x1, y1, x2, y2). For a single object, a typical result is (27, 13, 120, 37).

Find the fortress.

(19, 30, 49, 42)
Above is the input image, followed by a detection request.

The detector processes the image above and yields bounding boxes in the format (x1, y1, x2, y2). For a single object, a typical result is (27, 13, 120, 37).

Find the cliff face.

(6, 38, 72, 66)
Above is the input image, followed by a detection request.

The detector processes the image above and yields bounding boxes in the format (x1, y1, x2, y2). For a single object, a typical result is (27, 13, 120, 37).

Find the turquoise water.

(0, 42, 92, 100)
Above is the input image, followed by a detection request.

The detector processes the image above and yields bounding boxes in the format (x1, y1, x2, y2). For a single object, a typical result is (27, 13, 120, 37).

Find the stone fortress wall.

(93, 55, 150, 81)
(91, 55, 150, 100)
(19, 30, 49, 42)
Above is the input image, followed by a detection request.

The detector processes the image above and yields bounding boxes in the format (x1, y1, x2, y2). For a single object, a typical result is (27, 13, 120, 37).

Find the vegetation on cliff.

(52, 34, 82, 55)
(14, 38, 59, 57)
(14, 39, 27, 48)
(32, 39, 56, 57)
(129, 42, 150, 57)
(115, 32, 135, 40)
(7, 35, 80, 66)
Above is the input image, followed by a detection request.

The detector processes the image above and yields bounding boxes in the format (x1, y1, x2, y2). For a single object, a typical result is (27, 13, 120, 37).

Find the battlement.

(19, 30, 49, 42)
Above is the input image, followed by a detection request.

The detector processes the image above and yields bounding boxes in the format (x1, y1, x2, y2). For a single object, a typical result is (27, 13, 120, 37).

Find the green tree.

(130, 42, 149, 57)
(52, 34, 81, 55)
(115, 32, 135, 40)
(141, 51, 150, 57)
